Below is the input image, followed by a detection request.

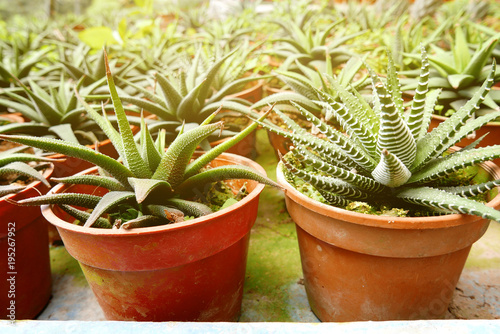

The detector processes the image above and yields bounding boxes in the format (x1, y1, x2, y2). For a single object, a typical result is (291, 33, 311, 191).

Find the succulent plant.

(252, 55, 368, 116)
(115, 47, 269, 144)
(257, 47, 500, 222)
(0, 72, 121, 144)
(0, 144, 55, 196)
(0, 40, 54, 88)
(401, 27, 500, 116)
(390, 14, 453, 70)
(0, 55, 278, 229)
(268, 15, 366, 72)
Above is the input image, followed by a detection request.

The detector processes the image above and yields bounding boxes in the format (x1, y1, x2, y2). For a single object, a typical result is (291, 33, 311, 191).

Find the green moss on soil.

(242, 129, 302, 322)
(49, 245, 88, 286)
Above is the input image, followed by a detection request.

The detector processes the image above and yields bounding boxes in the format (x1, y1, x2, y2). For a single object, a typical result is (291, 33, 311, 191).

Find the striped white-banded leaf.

(293, 146, 387, 193)
(438, 179, 500, 198)
(371, 149, 411, 187)
(412, 61, 497, 171)
(291, 102, 377, 172)
(409, 145, 500, 184)
(317, 84, 378, 157)
(396, 186, 500, 222)
(268, 109, 361, 172)
(282, 158, 371, 202)
(386, 51, 405, 116)
(406, 45, 431, 139)
(375, 82, 416, 167)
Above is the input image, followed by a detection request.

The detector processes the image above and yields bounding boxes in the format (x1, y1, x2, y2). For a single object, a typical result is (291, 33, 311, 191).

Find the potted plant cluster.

(1, 0, 500, 324)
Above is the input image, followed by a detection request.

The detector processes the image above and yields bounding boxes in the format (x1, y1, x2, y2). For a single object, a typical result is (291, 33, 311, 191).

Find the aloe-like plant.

(115, 47, 269, 144)
(0, 145, 55, 196)
(0, 55, 278, 229)
(268, 16, 365, 72)
(258, 47, 500, 221)
(252, 56, 368, 116)
(401, 27, 500, 115)
(0, 72, 121, 144)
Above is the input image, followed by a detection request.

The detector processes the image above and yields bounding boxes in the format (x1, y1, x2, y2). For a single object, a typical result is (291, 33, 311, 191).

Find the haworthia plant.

(111, 46, 270, 144)
(0, 145, 57, 196)
(0, 51, 279, 229)
(258, 46, 500, 221)
(401, 27, 500, 116)
(0, 71, 126, 144)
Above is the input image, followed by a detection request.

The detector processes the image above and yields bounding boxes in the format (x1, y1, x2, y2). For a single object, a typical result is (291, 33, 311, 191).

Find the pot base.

(79, 233, 250, 322)
(297, 225, 470, 322)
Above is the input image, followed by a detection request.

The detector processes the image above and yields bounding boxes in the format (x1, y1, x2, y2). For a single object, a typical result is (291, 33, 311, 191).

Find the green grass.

(49, 245, 88, 286)
(241, 129, 303, 321)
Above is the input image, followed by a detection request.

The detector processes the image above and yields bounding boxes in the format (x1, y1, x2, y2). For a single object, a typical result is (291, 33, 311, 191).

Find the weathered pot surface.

(0, 164, 53, 320)
(277, 160, 500, 321)
(42, 153, 266, 322)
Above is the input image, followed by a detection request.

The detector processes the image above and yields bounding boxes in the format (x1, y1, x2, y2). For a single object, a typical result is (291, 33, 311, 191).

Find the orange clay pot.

(0, 164, 54, 319)
(210, 128, 257, 159)
(42, 153, 266, 321)
(429, 114, 500, 166)
(277, 160, 500, 322)
(227, 79, 265, 104)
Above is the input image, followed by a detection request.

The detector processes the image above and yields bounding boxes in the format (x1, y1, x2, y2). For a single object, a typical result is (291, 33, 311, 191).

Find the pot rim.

(1, 163, 54, 202)
(42, 152, 266, 236)
(277, 159, 500, 230)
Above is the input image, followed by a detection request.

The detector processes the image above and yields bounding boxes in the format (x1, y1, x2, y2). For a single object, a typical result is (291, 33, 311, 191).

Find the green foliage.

(115, 45, 269, 143)
(0, 144, 56, 196)
(0, 71, 120, 144)
(401, 26, 500, 116)
(0, 53, 278, 228)
(259, 48, 500, 221)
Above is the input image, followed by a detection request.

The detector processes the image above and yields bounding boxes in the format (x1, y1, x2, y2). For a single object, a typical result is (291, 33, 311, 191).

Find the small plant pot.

(277, 159, 500, 322)
(0, 164, 54, 320)
(228, 79, 265, 104)
(210, 128, 257, 159)
(42, 153, 266, 321)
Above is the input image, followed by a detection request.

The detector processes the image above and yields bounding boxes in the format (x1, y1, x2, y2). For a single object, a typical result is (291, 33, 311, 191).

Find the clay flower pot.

(277, 160, 500, 322)
(210, 129, 257, 159)
(0, 164, 54, 320)
(42, 153, 266, 322)
(228, 79, 265, 104)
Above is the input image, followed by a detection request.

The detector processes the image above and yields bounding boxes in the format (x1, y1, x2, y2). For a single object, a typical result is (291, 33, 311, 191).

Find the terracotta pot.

(42, 153, 266, 321)
(210, 128, 257, 159)
(277, 160, 500, 322)
(267, 131, 293, 160)
(0, 113, 25, 124)
(0, 165, 54, 320)
(227, 79, 265, 104)
(429, 114, 500, 166)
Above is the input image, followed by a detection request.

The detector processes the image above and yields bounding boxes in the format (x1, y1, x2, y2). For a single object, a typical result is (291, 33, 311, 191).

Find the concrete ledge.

(2, 319, 500, 333)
